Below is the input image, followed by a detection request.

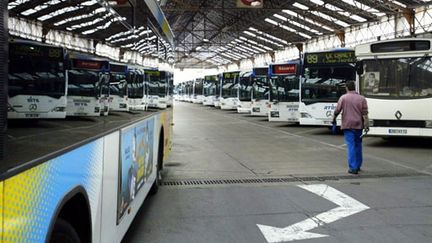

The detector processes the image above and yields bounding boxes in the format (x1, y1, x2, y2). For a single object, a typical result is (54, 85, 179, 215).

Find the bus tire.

(50, 218, 80, 243)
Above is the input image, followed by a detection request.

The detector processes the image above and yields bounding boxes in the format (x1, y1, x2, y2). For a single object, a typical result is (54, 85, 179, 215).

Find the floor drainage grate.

(162, 172, 425, 187)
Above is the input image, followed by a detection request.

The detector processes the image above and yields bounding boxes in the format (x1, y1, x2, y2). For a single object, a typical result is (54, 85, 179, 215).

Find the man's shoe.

(348, 169, 358, 174)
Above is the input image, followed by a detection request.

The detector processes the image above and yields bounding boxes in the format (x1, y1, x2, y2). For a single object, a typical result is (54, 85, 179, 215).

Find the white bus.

(220, 71, 240, 110)
(202, 75, 218, 106)
(146, 70, 167, 109)
(109, 63, 129, 112)
(192, 78, 204, 104)
(356, 38, 432, 137)
(66, 57, 111, 117)
(268, 61, 301, 122)
(8, 40, 67, 119)
(299, 49, 356, 126)
(238, 71, 253, 113)
(250, 67, 270, 117)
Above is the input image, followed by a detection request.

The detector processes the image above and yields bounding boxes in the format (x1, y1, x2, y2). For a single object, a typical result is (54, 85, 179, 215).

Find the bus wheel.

(50, 218, 80, 243)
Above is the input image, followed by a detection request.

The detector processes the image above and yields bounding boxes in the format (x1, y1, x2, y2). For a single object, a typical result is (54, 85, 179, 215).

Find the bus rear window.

(371, 41, 430, 53)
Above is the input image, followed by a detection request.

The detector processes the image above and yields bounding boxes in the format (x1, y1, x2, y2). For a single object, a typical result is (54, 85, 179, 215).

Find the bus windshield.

(222, 78, 237, 98)
(361, 57, 432, 99)
(203, 80, 217, 96)
(270, 75, 299, 102)
(148, 74, 166, 97)
(110, 73, 127, 97)
(252, 76, 269, 100)
(127, 72, 144, 99)
(8, 57, 65, 98)
(194, 80, 203, 96)
(301, 65, 355, 104)
(239, 76, 252, 101)
(68, 70, 103, 97)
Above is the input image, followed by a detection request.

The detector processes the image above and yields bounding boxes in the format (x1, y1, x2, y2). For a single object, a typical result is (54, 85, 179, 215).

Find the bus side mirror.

(356, 61, 364, 75)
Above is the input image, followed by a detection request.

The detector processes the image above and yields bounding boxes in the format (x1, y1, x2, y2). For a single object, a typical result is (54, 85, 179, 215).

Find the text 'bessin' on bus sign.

(237, 0, 263, 8)
(305, 51, 355, 65)
(273, 64, 297, 75)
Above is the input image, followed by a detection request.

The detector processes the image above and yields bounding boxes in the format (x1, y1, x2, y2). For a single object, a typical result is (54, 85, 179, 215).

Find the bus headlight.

(300, 112, 312, 118)
(52, 107, 65, 112)
(425, 120, 432, 128)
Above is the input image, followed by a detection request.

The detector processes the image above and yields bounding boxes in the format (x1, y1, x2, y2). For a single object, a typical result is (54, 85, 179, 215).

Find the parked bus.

(220, 71, 240, 110)
(4, 99, 173, 243)
(250, 67, 270, 116)
(109, 63, 129, 112)
(8, 40, 67, 119)
(67, 56, 111, 117)
(268, 60, 301, 122)
(238, 70, 253, 113)
(128, 66, 147, 111)
(299, 48, 356, 126)
(203, 75, 218, 106)
(356, 38, 432, 137)
(146, 70, 168, 109)
(192, 78, 204, 104)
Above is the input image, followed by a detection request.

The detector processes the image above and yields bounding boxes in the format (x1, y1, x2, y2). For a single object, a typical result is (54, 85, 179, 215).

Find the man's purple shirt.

(334, 91, 368, 130)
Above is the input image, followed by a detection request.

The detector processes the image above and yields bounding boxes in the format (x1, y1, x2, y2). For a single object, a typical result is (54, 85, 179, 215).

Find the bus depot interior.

(1, 1, 432, 243)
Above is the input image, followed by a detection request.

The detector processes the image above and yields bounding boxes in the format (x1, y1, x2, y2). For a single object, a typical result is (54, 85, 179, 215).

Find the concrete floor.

(122, 102, 432, 243)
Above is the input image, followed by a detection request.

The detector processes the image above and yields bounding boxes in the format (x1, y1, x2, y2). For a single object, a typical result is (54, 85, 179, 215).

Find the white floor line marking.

(189, 105, 432, 176)
(257, 184, 370, 242)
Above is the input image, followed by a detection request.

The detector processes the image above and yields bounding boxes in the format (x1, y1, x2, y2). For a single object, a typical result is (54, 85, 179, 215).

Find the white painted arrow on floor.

(257, 184, 370, 242)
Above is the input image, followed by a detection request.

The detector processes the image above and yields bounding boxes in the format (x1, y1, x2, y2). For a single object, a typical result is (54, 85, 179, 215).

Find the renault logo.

(395, 110, 402, 120)
(29, 104, 37, 111)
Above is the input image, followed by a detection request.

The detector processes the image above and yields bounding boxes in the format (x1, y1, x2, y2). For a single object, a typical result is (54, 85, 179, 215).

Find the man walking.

(333, 81, 369, 174)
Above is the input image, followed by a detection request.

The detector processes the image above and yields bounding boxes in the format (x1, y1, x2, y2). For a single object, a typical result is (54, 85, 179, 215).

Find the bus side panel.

(2, 139, 104, 242)
(160, 109, 173, 161)
(99, 116, 158, 243)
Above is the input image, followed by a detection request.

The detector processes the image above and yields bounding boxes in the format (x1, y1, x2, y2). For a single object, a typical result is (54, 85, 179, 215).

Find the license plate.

(388, 129, 408, 134)
(25, 114, 39, 118)
(252, 107, 260, 112)
(323, 120, 332, 125)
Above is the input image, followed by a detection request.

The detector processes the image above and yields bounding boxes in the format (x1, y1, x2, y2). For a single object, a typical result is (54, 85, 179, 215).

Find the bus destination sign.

(253, 67, 268, 76)
(223, 72, 239, 79)
(73, 59, 106, 70)
(272, 64, 296, 75)
(305, 51, 355, 65)
(10, 43, 63, 60)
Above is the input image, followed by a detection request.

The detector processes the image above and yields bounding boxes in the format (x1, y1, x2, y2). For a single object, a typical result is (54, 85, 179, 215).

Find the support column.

(336, 30, 346, 47)
(402, 9, 415, 36)
(295, 43, 303, 59)
(0, 0, 7, 160)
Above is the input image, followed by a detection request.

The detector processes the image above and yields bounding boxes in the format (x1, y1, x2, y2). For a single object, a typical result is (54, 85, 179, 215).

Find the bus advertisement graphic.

(118, 117, 154, 222)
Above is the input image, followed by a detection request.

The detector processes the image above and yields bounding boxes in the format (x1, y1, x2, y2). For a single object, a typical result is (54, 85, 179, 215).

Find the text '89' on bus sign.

(305, 51, 355, 65)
